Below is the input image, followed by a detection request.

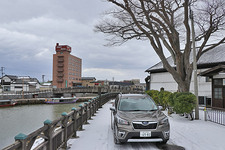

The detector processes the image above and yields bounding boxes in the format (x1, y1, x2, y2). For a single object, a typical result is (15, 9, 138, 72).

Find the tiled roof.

(109, 81, 133, 86)
(81, 77, 96, 80)
(5, 75, 18, 80)
(146, 44, 225, 73)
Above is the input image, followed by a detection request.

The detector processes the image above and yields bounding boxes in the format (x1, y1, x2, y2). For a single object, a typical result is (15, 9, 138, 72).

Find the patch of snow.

(33, 100, 225, 150)
(168, 110, 225, 150)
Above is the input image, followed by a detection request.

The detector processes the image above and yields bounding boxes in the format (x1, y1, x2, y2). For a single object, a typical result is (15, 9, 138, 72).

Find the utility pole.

(1, 67, 5, 77)
(1, 67, 5, 88)
(22, 77, 24, 99)
(190, 8, 199, 120)
(42, 75, 45, 83)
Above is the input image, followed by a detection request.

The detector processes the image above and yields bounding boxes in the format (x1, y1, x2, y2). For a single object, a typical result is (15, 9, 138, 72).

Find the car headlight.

(117, 116, 129, 125)
(159, 117, 169, 125)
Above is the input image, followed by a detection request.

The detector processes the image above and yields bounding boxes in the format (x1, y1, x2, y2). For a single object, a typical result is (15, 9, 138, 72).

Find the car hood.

(117, 110, 166, 122)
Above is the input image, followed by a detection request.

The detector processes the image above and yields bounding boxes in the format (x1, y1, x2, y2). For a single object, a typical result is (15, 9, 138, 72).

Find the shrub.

(158, 90, 172, 109)
(146, 90, 159, 104)
(146, 90, 172, 109)
(170, 92, 196, 114)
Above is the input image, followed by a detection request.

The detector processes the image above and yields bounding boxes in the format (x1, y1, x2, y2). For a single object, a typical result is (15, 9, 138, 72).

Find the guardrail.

(2, 93, 118, 150)
(205, 108, 225, 126)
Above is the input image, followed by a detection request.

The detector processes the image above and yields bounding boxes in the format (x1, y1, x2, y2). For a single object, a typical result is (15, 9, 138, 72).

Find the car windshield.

(118, 97, 158, 111)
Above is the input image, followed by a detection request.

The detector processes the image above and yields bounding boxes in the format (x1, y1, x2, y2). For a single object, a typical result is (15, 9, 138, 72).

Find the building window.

(214, 79, 223, 85)
(214, 88, 223, 99)
(3, 86, 10, 91)
(15, 86, 22, 88)
(205, 77, 211, 82)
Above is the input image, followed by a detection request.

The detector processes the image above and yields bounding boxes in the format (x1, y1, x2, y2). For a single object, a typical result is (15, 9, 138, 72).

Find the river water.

(0, 102, 83, 149)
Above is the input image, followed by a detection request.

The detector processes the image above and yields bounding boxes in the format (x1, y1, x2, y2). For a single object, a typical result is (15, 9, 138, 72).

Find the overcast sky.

(0, 0, 161, 83)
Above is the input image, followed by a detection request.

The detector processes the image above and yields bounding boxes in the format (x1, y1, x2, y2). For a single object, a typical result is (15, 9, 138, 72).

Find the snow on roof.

(42, 83, 52, 86)
(146, 44, 225, 73)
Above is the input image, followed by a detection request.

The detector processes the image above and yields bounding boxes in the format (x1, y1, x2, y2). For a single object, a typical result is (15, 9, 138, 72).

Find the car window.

(118, 97, 158, 111)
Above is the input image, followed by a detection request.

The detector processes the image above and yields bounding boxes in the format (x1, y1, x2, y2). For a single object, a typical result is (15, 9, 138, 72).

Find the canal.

(0, 102, 83, 149)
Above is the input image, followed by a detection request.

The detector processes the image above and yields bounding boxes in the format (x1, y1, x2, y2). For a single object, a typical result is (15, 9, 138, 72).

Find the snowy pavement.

(168, 110, 225, 150)
(68, 101, 225, 150)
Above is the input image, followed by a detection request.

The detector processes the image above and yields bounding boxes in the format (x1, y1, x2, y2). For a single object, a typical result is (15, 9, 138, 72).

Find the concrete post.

(84, 102, 89, 124)
(79, 104, 84, 130)
(61, 112, 68, 149)
(88, 100, 93, 119)
(14, 133, 28, 150)
(43, 119, 53, 150)
(71, 107, 79, 138)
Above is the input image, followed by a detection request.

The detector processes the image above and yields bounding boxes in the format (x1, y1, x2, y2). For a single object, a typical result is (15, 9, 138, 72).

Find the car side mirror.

(110, 107, 116, 112)
(158, 106, 163, 110)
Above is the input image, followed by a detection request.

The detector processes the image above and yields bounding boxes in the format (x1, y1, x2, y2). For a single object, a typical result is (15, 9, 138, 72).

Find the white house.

(1, 75, 41, 93)
(145, 45, 225, 105)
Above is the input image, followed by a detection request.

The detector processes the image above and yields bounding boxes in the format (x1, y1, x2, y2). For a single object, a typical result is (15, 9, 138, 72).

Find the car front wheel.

(161, 139, 168, 144)
(113, 124, 121, 144)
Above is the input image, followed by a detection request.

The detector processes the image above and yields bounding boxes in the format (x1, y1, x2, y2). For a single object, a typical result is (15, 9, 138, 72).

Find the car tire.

(111, 112, 114, 130)
(161, 139, 168, 144)
(113, 124, 121, 144)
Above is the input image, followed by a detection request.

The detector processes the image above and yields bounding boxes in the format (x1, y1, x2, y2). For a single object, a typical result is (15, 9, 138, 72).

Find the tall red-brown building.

(52, 43, 82, 88)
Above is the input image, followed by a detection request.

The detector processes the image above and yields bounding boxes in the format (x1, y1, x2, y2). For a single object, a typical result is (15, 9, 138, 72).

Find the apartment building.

(52, 43, 82, 88)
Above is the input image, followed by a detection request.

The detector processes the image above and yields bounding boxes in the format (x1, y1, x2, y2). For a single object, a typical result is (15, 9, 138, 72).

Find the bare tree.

(95, 0, 225, 92)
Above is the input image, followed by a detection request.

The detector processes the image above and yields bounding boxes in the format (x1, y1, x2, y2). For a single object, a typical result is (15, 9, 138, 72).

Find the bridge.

(0, 86, 144, 100)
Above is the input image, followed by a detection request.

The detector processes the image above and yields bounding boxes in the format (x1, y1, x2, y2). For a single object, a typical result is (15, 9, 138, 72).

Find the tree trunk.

(177, 81, 190, 92)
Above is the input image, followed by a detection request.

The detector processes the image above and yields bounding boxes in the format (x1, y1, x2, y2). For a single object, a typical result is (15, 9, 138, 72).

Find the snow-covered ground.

(67, 101, 225, 150)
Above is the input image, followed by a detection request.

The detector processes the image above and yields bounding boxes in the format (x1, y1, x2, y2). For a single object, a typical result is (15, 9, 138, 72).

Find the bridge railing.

(2, 93, 118, 150)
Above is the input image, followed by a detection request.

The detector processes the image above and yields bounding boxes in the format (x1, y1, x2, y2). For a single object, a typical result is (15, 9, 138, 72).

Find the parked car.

(110, 93, 170, 144)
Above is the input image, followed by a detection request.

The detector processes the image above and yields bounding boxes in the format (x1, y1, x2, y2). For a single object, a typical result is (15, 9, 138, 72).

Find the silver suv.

(110, 94, 170, 144)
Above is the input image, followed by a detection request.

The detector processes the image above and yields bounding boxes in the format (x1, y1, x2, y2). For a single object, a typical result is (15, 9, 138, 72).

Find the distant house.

(40, 82, 52, 90)
(145, 45, 225, 106)
(0, 75, 41, 93)
(81, 77, 96, 87)
(109, 81, 134, 89)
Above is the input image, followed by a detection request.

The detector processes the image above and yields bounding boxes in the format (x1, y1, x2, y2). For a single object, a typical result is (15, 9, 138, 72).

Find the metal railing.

(205, 108, 225, 126)
(3, 93, 118, 150)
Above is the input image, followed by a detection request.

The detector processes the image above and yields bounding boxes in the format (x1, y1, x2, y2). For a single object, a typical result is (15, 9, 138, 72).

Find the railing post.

(88, 100, 93, 119)
(71, 107, 79, 138)
(204, 107, 207, 121)
(93, 98, 97, 114)
(61, 112, 68, 149)
(14, 133, 28, 150)
(43, 119, 53, 150)
(79, 104, 84, 130)
(84, 102, 89, 124)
